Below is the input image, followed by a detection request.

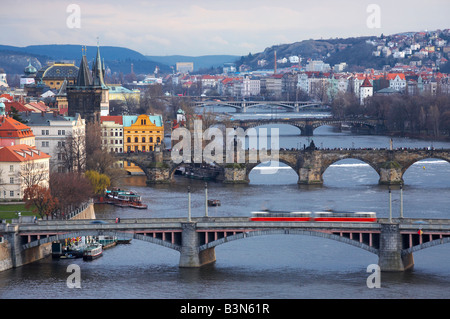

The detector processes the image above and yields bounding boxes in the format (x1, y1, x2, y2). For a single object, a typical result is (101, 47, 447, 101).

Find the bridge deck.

(16, 217, 450, 234)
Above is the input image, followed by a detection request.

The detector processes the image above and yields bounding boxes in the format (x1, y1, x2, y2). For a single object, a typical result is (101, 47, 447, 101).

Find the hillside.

(0, 44, 171, 75)
(238, 36, 380, 70)
(237, 29, 450, 72)
(146, 55, 239, 71)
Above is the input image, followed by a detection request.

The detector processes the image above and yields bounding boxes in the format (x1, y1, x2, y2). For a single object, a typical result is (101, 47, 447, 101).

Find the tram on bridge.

(250, 210, 377, 222)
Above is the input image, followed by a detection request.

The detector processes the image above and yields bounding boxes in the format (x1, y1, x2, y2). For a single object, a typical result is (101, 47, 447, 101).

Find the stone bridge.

(4, 217, 450, 271)
(192, 100, 324, 113)
(114, 148, 450, 185)
(227, 117, 383, 136)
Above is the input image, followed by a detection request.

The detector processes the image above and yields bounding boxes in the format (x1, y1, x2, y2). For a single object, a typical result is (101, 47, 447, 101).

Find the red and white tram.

(250, 210, 377, 222)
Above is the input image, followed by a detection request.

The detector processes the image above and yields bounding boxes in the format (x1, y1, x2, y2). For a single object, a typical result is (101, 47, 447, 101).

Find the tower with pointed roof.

(359, 76, 373, 105)
(66, 43, 109, 123)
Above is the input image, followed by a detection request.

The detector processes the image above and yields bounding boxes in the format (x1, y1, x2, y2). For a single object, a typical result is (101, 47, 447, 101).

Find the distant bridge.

(6, 217, 450, 271)
(192, 100, 325, 112)
(227, 117, 383, 136)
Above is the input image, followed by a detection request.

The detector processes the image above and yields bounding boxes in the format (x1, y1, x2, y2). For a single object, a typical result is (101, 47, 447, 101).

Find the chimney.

(41, 111, 44, 117)
(274, 50, 277, 74)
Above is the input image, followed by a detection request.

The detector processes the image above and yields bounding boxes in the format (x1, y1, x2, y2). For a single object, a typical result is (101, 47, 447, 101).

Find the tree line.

(331, 92, 450, 138)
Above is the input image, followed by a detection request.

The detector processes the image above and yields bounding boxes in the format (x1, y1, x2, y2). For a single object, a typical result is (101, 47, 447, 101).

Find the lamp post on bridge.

(400, 184, 404, 219)
(389, 186, 392, 223)
(188, 186, 191, 222)
(205, 182, 208, 218)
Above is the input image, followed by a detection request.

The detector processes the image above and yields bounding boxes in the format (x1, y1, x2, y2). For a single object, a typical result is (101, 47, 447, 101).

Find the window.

(142, 137, 146, 143)
(10, 191, 14, 197)
(134, 137, 138, 143)
(10, 177, 14, 184)
(127, 137, 131, 143)
(150, 137, 153, 143)
(9, 165, 14, 172)
(42, 141, 49, 147)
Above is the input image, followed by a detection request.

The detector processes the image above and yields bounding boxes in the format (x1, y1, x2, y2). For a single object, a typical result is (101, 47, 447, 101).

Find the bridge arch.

(320, 157, 380, 184)
(22, 230, 181, 252)
(401, 156, 450, 175)
(114, 155, 151, 178)
(233, 122, 305, 136)
(402, 237, 450, 256)
(198, 229, 378, 255)
(246, 159, 299, 183)
(312, 120, 377, 133)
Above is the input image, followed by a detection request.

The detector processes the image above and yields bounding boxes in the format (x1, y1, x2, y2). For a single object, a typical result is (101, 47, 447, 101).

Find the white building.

(0, 144, 51, 200)
(100, 115, 124, 153)
(242, 77, 261, 97)
(388, 73, 407, 92)
(305, 60, 331, 72)
(20, 112, 86, 172)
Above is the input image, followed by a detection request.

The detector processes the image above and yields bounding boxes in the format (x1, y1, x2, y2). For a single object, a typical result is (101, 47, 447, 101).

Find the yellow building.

(123, 114, 163, 152)
(108, 85, 140, 104)
(35, 62, 78, 90)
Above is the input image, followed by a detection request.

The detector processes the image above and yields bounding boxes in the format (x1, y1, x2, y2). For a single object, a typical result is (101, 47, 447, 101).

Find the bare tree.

(19, 162, 49, 189)
(56, 132, 86, 173)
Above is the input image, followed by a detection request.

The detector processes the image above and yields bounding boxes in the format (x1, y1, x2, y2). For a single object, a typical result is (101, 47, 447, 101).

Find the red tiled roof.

(101, 116, 123, 125)
(0, 116, 34, 138)
(360, 77, 373, 87)
(4, 101, 32, 113)
(387, 73, 406, 80)
(0, 144, 50, 162)
(26, 102, 48, 112)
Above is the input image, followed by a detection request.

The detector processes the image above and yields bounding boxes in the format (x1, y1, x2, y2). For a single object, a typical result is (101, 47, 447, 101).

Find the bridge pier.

(3, 224, 22, 269)
(301, 125, 314, 136)
(179, 222, 216, 267)
(378, 163, 404, 185)
(378, 224, 414, 271)
(223, 165, 249, 184)
(298, 167, 323, 185)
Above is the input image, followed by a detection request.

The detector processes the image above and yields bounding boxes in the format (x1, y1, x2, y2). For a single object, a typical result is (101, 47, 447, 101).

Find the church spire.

(92, 40, 107, 88)
(76, 45, 92, 86)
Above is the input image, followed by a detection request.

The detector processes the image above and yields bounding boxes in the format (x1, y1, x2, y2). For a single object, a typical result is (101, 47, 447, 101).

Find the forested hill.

(0, 44, 171, 75)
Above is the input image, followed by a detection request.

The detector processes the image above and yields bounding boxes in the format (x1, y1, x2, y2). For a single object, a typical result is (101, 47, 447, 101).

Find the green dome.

(24, 62, 37, 75)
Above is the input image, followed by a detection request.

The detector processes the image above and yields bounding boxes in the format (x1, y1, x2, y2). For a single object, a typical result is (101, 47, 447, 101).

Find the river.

(1, 121, 450, 301)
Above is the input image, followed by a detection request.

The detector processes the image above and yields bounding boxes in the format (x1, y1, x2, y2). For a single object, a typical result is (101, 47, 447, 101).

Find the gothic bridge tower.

(66, 44, 109, 123)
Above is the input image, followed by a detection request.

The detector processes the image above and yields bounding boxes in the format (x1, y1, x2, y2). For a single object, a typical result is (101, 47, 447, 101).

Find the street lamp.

(204, 182, 208, 218)
(188, 186, 191, 222)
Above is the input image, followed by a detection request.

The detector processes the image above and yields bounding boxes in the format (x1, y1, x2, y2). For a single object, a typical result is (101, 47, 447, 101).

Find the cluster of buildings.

(160, 64, 450, 106)
(0, 45, 164, 201)
(369, 30, 449, 66)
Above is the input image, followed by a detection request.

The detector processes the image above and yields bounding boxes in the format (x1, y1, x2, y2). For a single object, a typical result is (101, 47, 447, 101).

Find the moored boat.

(83, 243, 103, 260)
(104, 188, 148, 209)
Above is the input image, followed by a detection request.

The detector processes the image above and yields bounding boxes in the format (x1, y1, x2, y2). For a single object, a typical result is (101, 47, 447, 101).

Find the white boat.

(83, 243, 103, 260)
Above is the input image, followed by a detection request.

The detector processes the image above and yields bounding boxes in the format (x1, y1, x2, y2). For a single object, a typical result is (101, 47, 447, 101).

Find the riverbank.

(0, 201, 96, 272)
(386, 131, 450, 142)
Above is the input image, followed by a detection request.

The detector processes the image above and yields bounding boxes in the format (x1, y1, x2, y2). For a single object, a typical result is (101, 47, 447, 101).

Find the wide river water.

(1, 115, 450, 300)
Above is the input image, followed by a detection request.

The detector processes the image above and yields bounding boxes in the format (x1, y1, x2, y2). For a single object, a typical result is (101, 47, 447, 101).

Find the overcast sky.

(1, 0, 449, 56)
